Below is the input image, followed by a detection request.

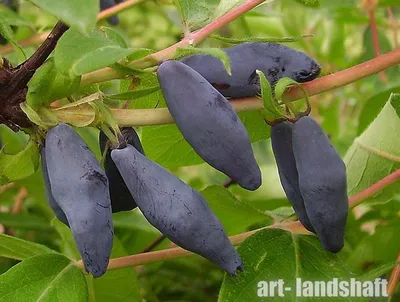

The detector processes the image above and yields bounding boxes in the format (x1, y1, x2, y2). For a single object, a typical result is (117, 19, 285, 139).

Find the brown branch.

(1, 22, 68, 100)
(0, 22, 69, 129)
(21, 22, 68, 71)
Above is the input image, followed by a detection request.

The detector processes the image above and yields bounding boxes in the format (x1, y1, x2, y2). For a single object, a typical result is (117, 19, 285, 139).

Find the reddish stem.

(349, 169, 400, 207)
(97, 0, 145, 21)
(126, 0, 266, 68)
(283, 47, 400, 102)
(368, 7, 387, 82)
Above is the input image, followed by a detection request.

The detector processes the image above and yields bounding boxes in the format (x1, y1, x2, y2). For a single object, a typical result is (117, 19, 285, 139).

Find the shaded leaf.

(0, 253, 88, 302)
(0, 212, 53, 231)
(29, 0, 98, 34)
(345, 95, 400, 205)
(201, 185, 271, 235)
(0, 234, 55, 261)
(27, 58, 80, 110)
(106, 86, 160, 100)
(90, 237, 141, 302)
(173, 0, 210, 31)
(219, 229, 355, 301)
(0, 139, 39, 184)
(175, 47, 232, 75)
(55, 27, 134, 76)
(141, 124, 203, 169)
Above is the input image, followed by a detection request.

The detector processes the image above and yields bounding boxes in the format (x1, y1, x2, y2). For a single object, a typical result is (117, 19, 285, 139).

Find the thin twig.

(98, 0, 147, 21)
(12, 187, 27, 214)
(141, 235, 167, 253)
(81, 0, 268, 85)
(367, 6, 387, 82)
(76, 221, 307, 271)
(283, 47, 400, 102)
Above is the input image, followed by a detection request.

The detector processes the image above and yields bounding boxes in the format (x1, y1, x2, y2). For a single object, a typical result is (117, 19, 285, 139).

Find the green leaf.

(126, 73, 166, 109)
(390, 93, 400, 119)
(27, 58, 80, 110)
(378, 0, 400, 6)
(274, 77, 309, 118)
(55, 27, 134, 76)
(238, 111, 271, 142)
(141, 124, 203, 169)
(210, 34, 311, 45)
(358, 261, 400, 281)
(291, 0, 320, 7)
(345, 95, 400, 205)
(52, 219, 141, 301)
(347, 223, 400, 272)
(256, 70, 281, 121)
(20, 103, 58, 128)
(0, 12, 24, 58)
(126, 48, 155, 62)
(51, 218, 81, 260)
(113, 210, 160, 233)
(173, 0, 210, 31)
(0, 5, 31, 27)
(201, 186, 271, 235)
(219, 229, 355, 302)
(213, 0, 247, 19)
(0, 139, 39, 184)
(174, 47, 232, 75)
(90, 237, 141, 302)
(357, 84, 400, 135)
(0, 234, 55, 261)
(0, 253, 88, 302)
(0, 212, 53, 231)
(106, 86, 160, 100)
(141, 110, 269, 168)
(29, 0, 98, 34)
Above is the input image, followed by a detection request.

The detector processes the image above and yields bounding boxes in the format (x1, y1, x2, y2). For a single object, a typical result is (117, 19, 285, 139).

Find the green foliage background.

(0, 0, 400, 301)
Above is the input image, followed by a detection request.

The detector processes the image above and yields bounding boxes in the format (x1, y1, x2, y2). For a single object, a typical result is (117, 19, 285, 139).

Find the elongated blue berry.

(111, 144, 243, 275)
(45, 123, 113, 277)
(271, 122, 314, 233)
(292, 116, 348, 253)
(99, 127, 145, 212)
(158, 60, 261, 191)
(180, 42, 320, 98)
